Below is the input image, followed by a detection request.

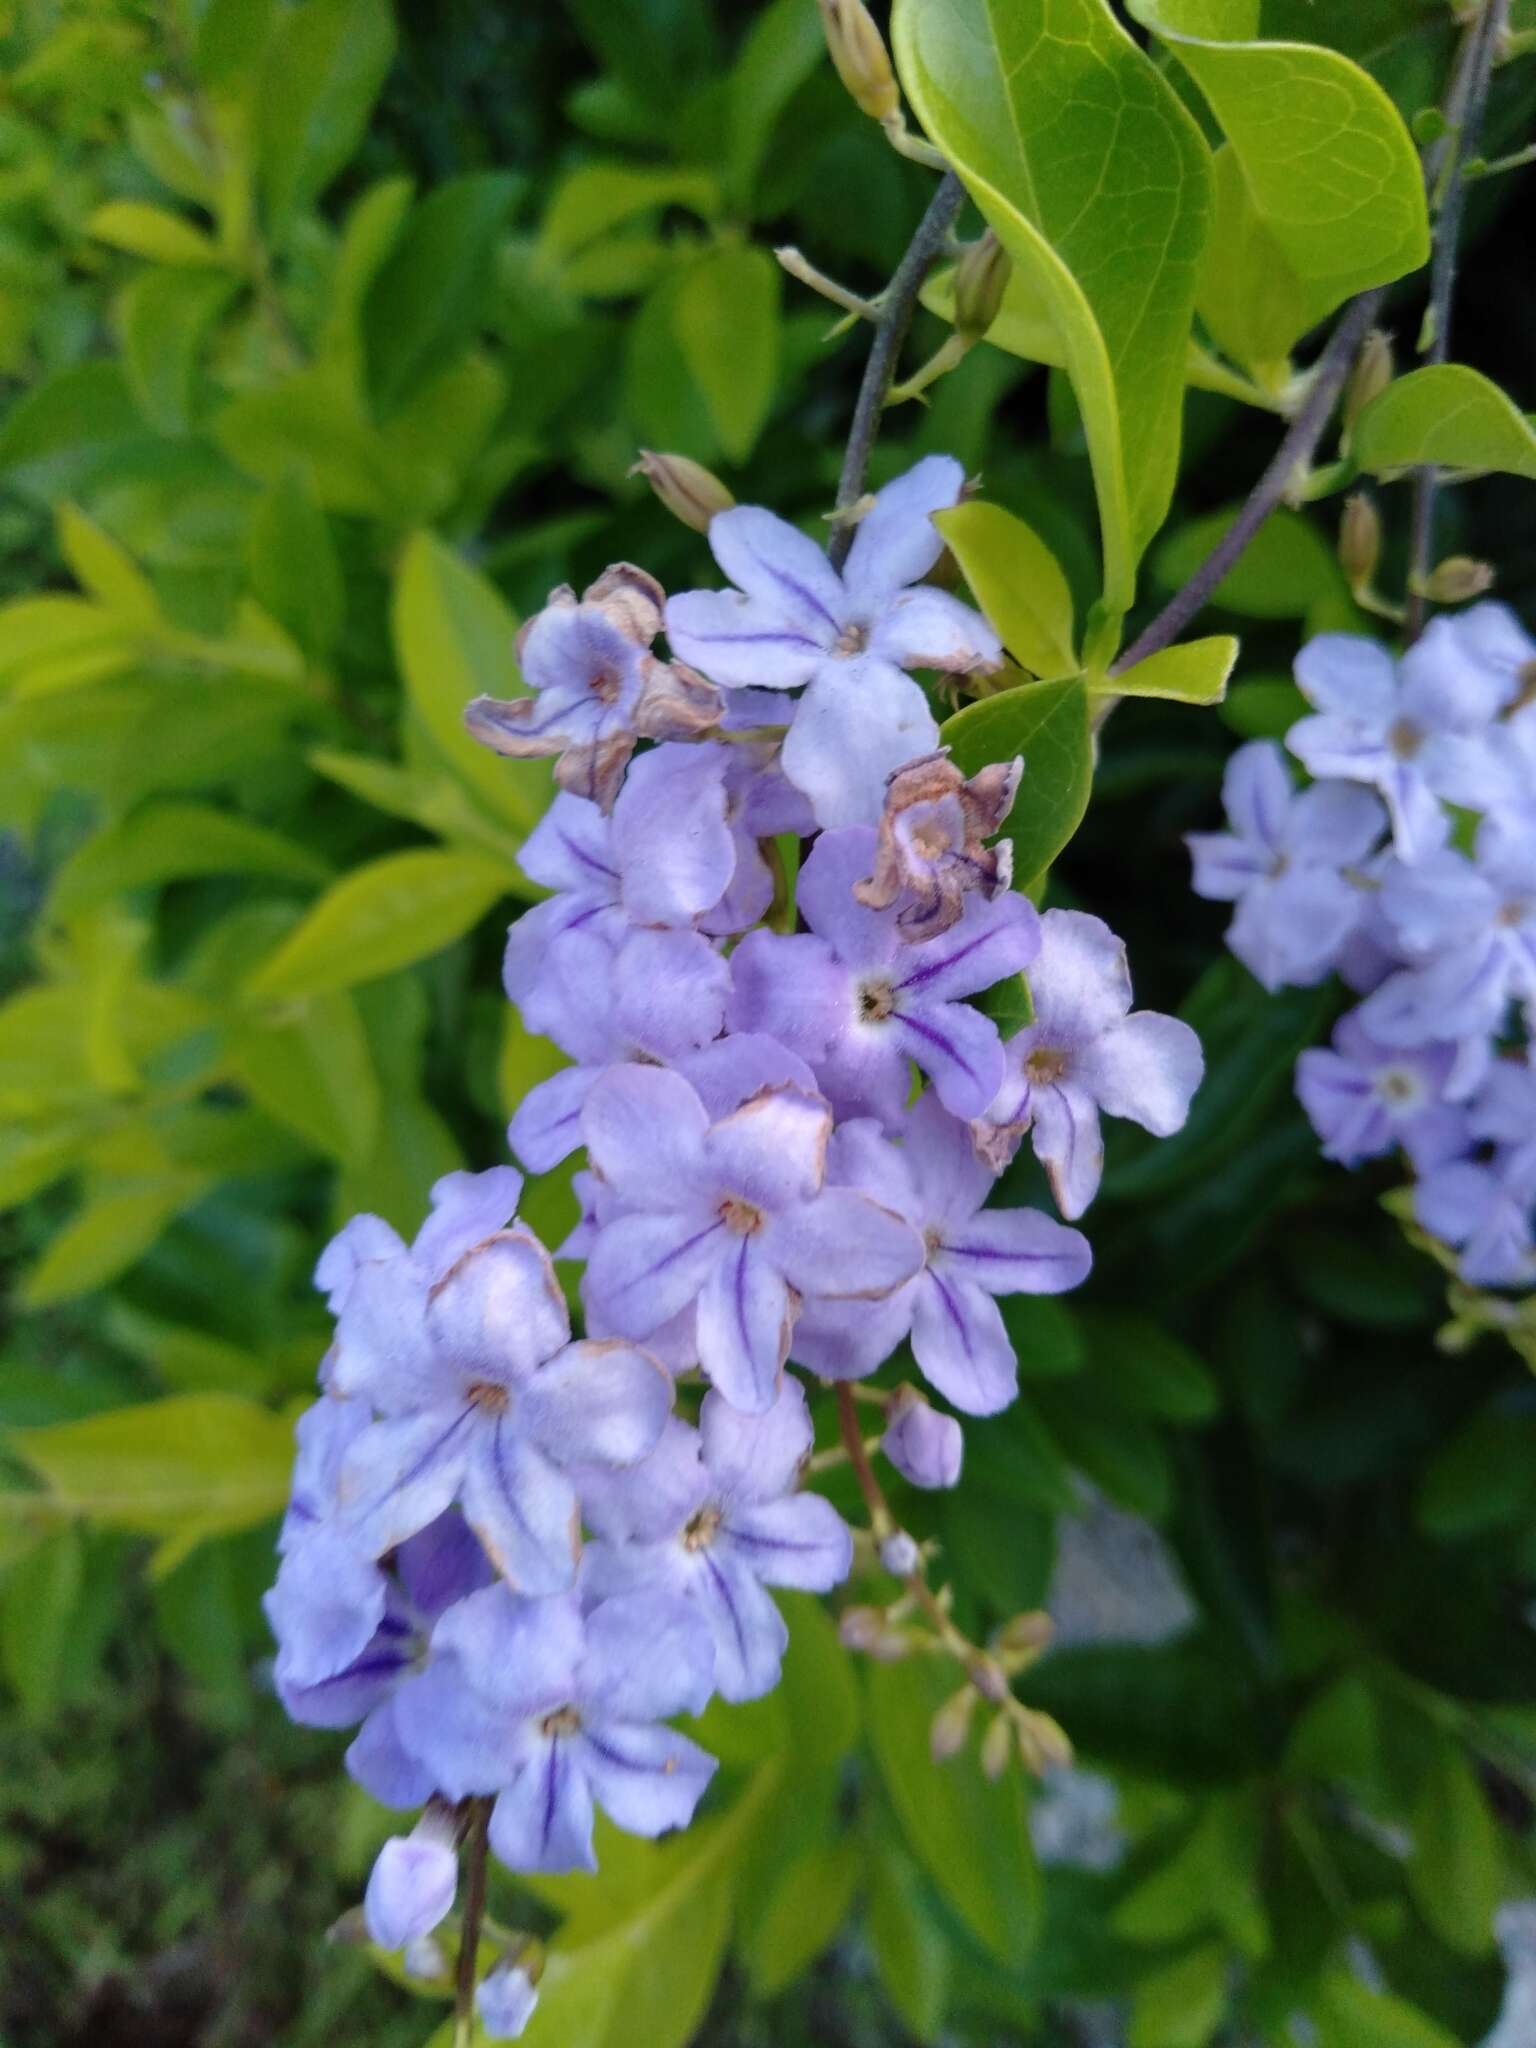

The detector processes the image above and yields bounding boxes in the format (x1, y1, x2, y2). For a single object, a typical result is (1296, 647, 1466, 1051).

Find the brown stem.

(1111, 288, 1385, 676)
(832, 1386, 975, 1653)
(453, 1797, 492, 2048)
(1405, 0, 1510, 641)
(827, 169, 966, 569)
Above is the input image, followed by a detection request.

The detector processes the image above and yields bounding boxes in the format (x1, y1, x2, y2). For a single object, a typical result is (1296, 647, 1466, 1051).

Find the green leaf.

(866, 1655, 1041, 1966)
(1312, 1972, 1463, 2048)
(1082, 1311, 1220, 1421)
(1128, 1, 1428, 319)
(117, 266, 241, 435)
(0, 360, 152, 503)
(247, 469, 345, 660)
(724, 0, 825, 211)
(393, 531, 550, 834)
(87, 198, 222, 266)
(940, 676, 1091, 887)
(56, 503, 160, 624)
(1128, 1939, 1228, 2048)
(867, 1828, 951, 2043)
(894, 0, 1213, 609)
(310, 748, 527, 866)
(539, 163, 719, 267)
(739, 1836, 859, 1996)
(46, 802, 330, 919)
(0, 1522, 82, 1724)
(364, 173, 520, 412)
(1419, 1412, 1536, 1538)
(1406, 1748, 1500, 1956)
(1196, 143, 1338, 380)
(1107, 635, 1236, 705)
(934, 500, 1076, 679)
(1152, 503, 1347, 618)
(336, 977, 464, 1235)
(673, 242, 780, 465)
(22, 1176, 213, 1307)
(1220, 676, 1307, 738)
(227, 990, 381, 1164)
(7, 1393, 295, 1571)
(214, 364, 396, 516)
(243, 847, 515, 1002)
(1351, 362, 1536, 480)
(258, 0, 396, 235)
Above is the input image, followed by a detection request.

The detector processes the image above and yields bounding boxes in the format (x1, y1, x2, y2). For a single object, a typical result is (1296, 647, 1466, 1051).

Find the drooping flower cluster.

(1189, 603, 1536, 1290)
(267, 457, 1203, 2027)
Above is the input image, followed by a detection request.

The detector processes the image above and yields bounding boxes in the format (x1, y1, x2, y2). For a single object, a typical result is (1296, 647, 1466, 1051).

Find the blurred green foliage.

(1, 1, 1535, 2045)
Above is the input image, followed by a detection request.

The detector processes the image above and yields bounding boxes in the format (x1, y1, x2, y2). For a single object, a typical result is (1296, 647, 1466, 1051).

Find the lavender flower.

(467, 565, 718, 810)
(664, 456, 1002, 827)
(1187, 741, 1386, 992)
(974, 910, 1205, 1217)
(1288, 628, 1506, 861)
(791, 1093, 1091, 1415)
(1295, 1012, 1464, 1169)
(478, 1960, 540, 2040)
(580, 1065, 923, 1413)
(364, 1814, 458, 1951)
(393, 1586, 717, 1874)
(881, 1385, 964, 1489)
(581, 1380, 851, 1700)
(729, 825, 1039, 1124)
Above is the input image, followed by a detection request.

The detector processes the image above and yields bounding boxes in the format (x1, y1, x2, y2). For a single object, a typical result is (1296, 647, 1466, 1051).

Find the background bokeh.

(2, 3, 1536, 2044)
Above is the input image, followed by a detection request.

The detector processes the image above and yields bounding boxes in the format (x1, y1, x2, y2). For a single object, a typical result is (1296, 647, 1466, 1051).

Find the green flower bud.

(817, 0, 900, 123)
(953, 230, 1011, 343)
(630, 449, 735, 533)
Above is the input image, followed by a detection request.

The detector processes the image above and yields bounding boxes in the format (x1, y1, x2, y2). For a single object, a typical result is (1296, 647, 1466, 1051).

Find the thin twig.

(827, 169, 966, 569)
(1405, 0, 1511, 641)
(1111, 289, 1386, 675)
(453, 1797, 493, 2048)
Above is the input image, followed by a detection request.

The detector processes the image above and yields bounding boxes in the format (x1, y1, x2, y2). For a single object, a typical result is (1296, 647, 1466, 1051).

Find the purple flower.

(580, 1380, 851, 1701)
(791, 1093, 1090, 1415)
(1288, 630, 1506, 862)
(974, 910, 1205, 1217)
(580, 1065, 924, 1413)
(1468, 1056, 1536, 1188)
(364, 1814, 458, 1950)
(664, 456, 1002, 828)
(1295, 1010, 1464, 1169)
(1187, 742, 1386, 991)
(728, 825, 1039, 1124)
(327, 1173, 672, 1591)
(392, 1586, 717, 1874)
(467, 565, 718, 811)
(881, 1385, 963, 1490)
(1360, 826, 1536, 1055)
(1415, 1157, 1536, 1290)
(478, 1960, 540, 2039)
(506, 921, 730, 1171)
(855, 748, 1021, 940)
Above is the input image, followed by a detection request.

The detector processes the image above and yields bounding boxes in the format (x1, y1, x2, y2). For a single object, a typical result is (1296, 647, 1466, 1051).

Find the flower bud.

(994, 1609, 1054, 1657)
(363, 1815, 458, 1951)
(1343, 328, 1393, 432)
(478, 1951, 543, 2041)
(630, 450, 735, 534)
(1419, 555, 1495, 604)
(401, 1935, 451, 1985)
(839, 1603, 888, 1652)
(882, 1386, 963, 1490)
(879, 1528, 922, 1577)
(966, 1652, 1011, 1704)
(930, 1683, 977, 1762)
(1338, 493, 1381, 594)
(952, 230, 1011, 344)
(980, 1710, 1013, 1782)
(1017, 1709, 1074, 1775)
(817, 0, 899, 122)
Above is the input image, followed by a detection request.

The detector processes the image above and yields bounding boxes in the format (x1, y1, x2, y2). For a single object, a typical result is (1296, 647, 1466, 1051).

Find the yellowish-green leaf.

(393, 531, 549, 835)
(1351, 363, 1536, 482)
(87, 199, 223, 267)
(739, 1836, 859, 1997)
(0, 595, 139, 695)
(1128, 1940, 1228, 2048)
(867, 1828, 950, 2043)
(1127, 1, 1428, 319)
(1105, 634, 1236, 705)
(309, 748, 529, 868)
(673, 241, 780, 465)
(1407, 1747, 1500, 1957)
(1196, 144, 1333, 384)
(56, 505, 160, 624)
(934, 500, 1076, 679)
(244, 847, 515, 1003)
(21, 1176, 212, 1308)
(47, 802, 330, 919)
(1153, 503, 1347, 619)
(227, 990, 380, 1164)
(941, 675, 1091, 887)
(894, 0, 1212, 612)
(7, 1393, 295, 1572)
(538, 163, 719, 267)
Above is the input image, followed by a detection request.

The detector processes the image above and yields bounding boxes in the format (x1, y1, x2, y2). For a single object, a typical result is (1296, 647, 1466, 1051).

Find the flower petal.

(935, 1205, 1091, 1296)
(578, 1588, 717, 1721)
(580, 1721, 718, 1836)
(725, 929, 848, 1060)
(461, 1424, 581, 1594)
(702, 1085, 831, 1212)
(412, 1167, 524, 1282)
(425, 1229, 571, 1387)
(521, 1339, 673, 1470)
(338, 1408, 474, 1555)
(1028, 1078, 1106, 1220)
(910, 1269, 1018, 1415)
(724, 1491, 852, 1592)
(1078, 1011, 1204, 1137)
(662, 588, 823, 690)
(681, 1547, 788, 1701)
(700, 1376, 813, 1502)
(346, 1698, 438, 1809)
(893, 889, 1040, 1004)
(795, 824, 899, 971)
(696, 1236, 792, 1413)
(612, 743, 735, 926)
(584, 1212, 725, 1338)
(709, 505, 845, 638)
(515, 792, 619, 897)
(766, 1185, 923, 1301)
(674, 1032, 820, 1118)
(581, 1064, 710, 1209)
(893, 997, 1006, 1120)
(489, 1738, 597, 1874)
(1024, 909, 1131, 1042)
(782, 658, 940, 830)
(842, 454, 964, 605)
(508, 1063, 599, 1173)
(1293, 633, 1396, 720)
(612, 927, 732, 1060)
(870, 585, 1002, 673)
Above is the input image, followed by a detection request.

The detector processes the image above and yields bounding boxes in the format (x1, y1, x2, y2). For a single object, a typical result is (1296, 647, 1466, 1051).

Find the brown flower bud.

(1338, 493, 1381, 594)
(1419, 555, 1496, 604)
(980, 1710, 1013, 1782)
(993, 1609, 1054, 1657)
(953, 230, 1011, 343)
(930, 1684, 977, 1763)
(1343, 328, 1393, 433)
(817, 0, 899, 122)
(630, 450, 735, 534)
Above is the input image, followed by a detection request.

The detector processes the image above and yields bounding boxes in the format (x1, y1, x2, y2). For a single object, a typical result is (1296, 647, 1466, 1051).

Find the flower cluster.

(267, 458, 1203, 2028)
(1189, 603, 1536, 1290)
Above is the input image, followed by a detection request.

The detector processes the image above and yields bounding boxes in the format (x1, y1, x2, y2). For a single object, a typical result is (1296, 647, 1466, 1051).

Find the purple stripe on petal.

(895, 1007, 982, 1084)
(894, 923, 1012, 996)
(355, 1407, 474, 1522)
(928, 1270, 974, 1359)
(542, 1738, 562, 1855)
(703, 1551, 749, 1667)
